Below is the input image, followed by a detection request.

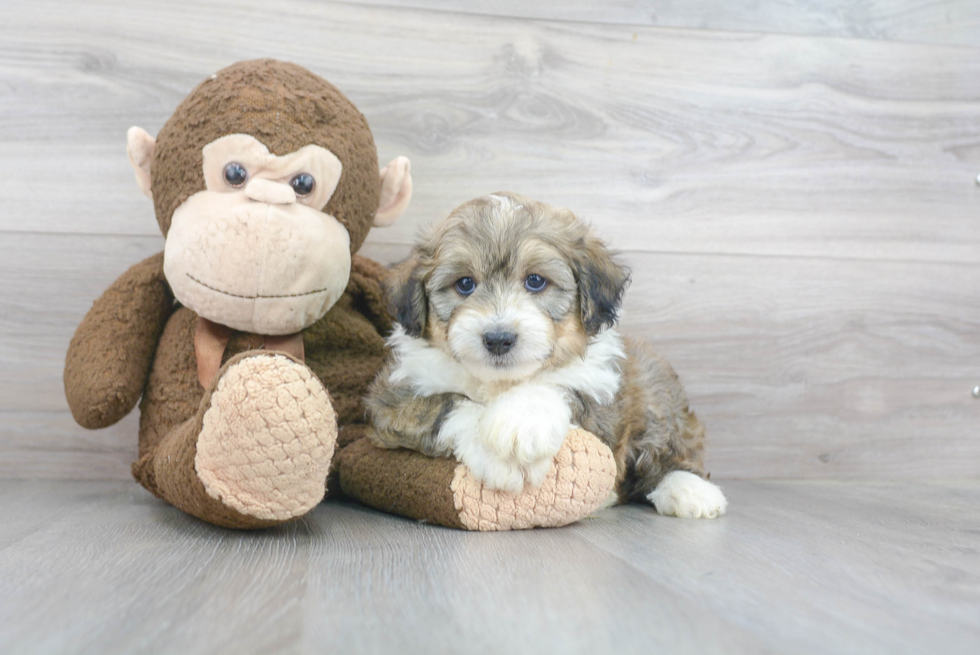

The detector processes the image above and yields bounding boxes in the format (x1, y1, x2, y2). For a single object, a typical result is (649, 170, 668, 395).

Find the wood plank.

(1, 0, 978, 264)
(0, 480, 977, 654)
(575, 479, 980, 655)
(0, 479, 128, 548)
(301, 502, 768, 654)
(2, 234, 977, 480)
(619, 251, 980, 479)
(0, 481, 311, 655)
(343, 0, 980, 47)
(0, 412, 139, 480)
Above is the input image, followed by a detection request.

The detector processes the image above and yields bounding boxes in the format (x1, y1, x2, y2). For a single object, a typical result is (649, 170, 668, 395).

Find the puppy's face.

(389, 193, 630, 382)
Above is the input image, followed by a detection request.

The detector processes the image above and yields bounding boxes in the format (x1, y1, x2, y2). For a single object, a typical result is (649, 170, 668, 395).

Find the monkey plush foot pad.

(195, 354, 337, 521)
(338, 429, 617, 531)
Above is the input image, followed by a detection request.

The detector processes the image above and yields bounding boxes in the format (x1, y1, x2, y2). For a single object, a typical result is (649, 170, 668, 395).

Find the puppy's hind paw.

(648, 471, 728, 519)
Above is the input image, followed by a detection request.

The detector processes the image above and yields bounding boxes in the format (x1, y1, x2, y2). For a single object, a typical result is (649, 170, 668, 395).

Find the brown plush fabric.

(337, 429, 618, 531)
(336, 438, 466, 529)
(130, 254, 389, 508)
(151, 59, 381, 254)
(64, 252, 172, 429)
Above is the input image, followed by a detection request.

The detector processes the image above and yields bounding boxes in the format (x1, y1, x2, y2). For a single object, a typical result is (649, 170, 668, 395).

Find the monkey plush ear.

(374, 156, 413, 227)
(126, 126, 156, 200)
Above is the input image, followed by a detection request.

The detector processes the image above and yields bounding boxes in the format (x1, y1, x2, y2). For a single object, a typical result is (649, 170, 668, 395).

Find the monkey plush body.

(64, 60, 615, 530)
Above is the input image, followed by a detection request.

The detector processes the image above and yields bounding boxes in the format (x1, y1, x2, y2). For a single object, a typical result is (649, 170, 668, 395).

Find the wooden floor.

(1, 479, 978, 654)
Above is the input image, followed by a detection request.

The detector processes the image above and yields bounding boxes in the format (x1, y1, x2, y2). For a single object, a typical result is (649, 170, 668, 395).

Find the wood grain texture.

(345, 0, 980, 47)
(1, 479, 978, 654)
(0, 0, 978, 480)
(1, 0, 979, 263)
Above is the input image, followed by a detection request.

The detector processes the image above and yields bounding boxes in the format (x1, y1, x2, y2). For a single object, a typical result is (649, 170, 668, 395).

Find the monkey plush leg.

(336, 429, 617, 531)
(133, 351, 337, 529)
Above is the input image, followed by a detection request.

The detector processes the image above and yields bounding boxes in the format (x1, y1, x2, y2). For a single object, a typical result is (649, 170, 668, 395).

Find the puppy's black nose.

(483, 331, 517, 356)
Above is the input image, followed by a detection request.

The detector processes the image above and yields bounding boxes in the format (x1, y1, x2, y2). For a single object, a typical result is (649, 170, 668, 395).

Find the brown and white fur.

(366, 193, 727, 518)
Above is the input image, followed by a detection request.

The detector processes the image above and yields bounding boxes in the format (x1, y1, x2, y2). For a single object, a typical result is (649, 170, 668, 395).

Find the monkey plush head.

(125, 59, 411, 335)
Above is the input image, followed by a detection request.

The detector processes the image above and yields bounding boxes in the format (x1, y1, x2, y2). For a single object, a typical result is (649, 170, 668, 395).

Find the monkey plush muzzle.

(165, 192, 352, 336)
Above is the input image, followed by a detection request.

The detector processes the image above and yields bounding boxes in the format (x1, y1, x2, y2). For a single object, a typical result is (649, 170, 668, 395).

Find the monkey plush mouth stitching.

(185, 272, 331, 300)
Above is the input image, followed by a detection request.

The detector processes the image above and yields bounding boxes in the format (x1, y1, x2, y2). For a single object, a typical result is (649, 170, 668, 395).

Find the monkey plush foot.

(133, 351, 337, 528)
(336, 429, 617, 531)
(195, 353, 337, 522)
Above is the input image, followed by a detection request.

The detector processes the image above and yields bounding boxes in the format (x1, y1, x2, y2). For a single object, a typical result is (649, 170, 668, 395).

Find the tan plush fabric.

(451, 429, 617, 531)
(337, 429, 617, 531)
(201, 135, 343, 211)
(375, 156, 412, 226)
(196, 354, 337, 521)
(164, 186, 352, 334)
(164, 131, 355, 336)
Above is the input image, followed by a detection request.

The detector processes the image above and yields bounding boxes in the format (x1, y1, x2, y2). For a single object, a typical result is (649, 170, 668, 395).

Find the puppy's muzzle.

(483, 330, 517, 356)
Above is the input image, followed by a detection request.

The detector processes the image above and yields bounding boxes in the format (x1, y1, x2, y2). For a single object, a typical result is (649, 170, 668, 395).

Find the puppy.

(366, 192, 727, 519)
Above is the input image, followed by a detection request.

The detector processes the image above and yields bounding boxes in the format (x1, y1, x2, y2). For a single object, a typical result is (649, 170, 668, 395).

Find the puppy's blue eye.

(455, 277, 476, 295)
(524, 274, 547, 292)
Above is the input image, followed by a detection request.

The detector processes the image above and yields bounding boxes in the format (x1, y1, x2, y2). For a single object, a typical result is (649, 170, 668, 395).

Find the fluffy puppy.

(366, 192, 727, 519)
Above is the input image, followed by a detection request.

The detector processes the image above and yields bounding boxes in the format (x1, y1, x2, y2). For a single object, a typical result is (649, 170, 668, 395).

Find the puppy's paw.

(480, 384, 570, 472)
(455, 441, 526, 495)
(524, 457, 555, 488)
(648, 471, 728, 519)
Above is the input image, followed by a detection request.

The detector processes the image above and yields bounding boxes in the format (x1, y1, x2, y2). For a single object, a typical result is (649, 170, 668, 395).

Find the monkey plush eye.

(223, 162, 248, 188)
(455, 277, 476, 296)
(524, 274, 547, 292)
(290, 173, 316, 196)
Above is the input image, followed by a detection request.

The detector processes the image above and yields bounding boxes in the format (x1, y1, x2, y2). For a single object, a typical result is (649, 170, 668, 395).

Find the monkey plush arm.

(65, 252, 173, 429)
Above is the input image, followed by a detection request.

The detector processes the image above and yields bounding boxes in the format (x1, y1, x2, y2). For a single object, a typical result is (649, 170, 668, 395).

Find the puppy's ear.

(386, 256, 427, 338)
(571, 235, 631, 335)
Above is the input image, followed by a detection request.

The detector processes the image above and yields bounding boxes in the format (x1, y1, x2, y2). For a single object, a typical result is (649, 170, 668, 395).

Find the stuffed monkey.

(64, 59, 615, 530)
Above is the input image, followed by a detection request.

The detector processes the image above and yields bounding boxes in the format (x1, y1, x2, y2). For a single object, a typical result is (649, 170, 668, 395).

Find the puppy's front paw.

(480, 384, 570, 476)
(648, 471, 728, 519)
(524, 457, 555, 489)
(455, 439, 526, 495)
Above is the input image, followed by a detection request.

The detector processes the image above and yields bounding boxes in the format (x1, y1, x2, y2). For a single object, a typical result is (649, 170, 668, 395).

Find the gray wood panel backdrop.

(1, 0, 978, 481)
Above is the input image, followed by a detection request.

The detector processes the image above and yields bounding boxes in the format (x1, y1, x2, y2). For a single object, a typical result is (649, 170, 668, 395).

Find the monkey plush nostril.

(483, 331, 517, 356)
(244, 178, 297, 205)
